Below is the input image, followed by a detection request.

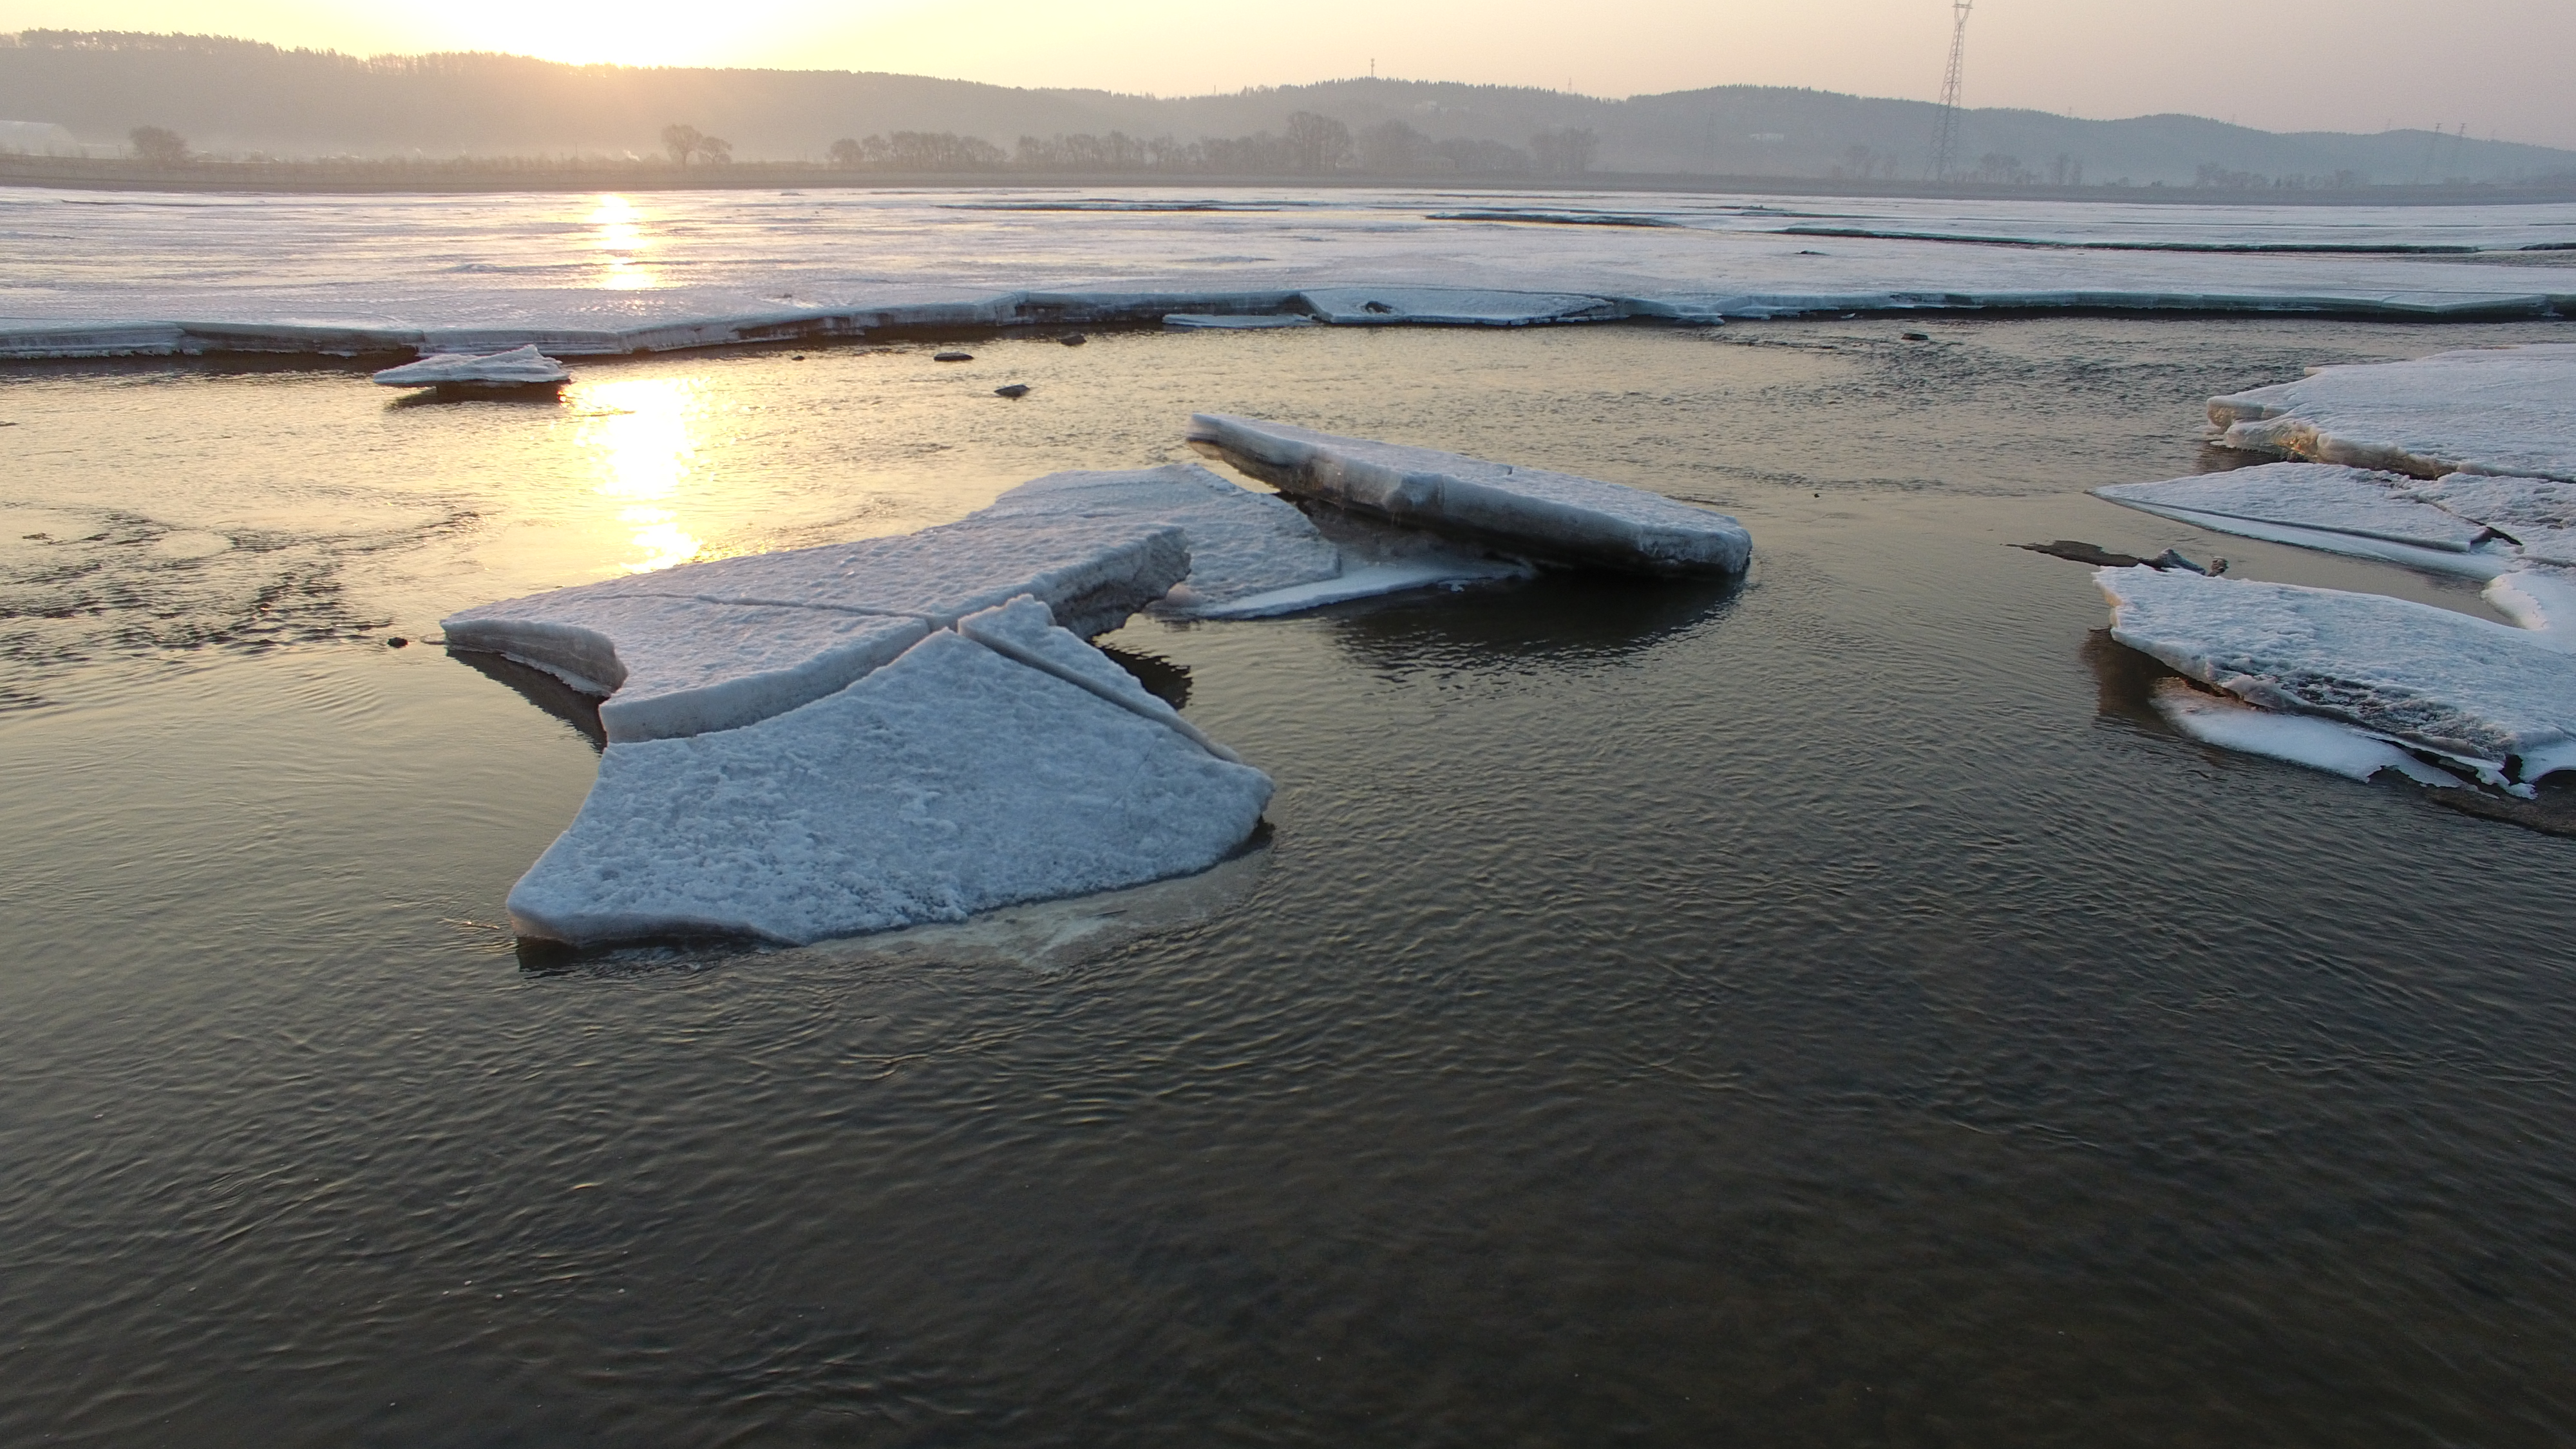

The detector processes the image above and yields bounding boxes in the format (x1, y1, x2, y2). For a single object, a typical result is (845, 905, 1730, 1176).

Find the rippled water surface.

(5, 317, 2575, 1446)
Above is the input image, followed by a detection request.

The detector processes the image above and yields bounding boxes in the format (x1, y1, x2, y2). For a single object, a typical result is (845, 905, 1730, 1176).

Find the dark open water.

(3, 317, 2573, 1446)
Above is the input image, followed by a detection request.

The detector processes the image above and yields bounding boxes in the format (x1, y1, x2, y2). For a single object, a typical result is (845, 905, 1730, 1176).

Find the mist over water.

(3, 317, 2573, 1445)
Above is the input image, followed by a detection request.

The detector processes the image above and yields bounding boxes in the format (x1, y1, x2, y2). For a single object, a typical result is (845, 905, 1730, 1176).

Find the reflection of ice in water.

(573, 377, 705, 572)
(587, 194, 656, 291)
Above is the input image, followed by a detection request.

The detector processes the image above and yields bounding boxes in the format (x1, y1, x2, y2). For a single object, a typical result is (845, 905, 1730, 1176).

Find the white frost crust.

(954, 595, 1247, 764)
(1186, 413, 1753, 577)
(2483, 567, 2576, 650)
(975, 464, 1344, 611)
(372, 344, 569, 386)
(2152, 681, 2462, 787)
(441, 514, 1189, 741)
(2208, 344, 2576, 482)
(2094, 462, 2493, 551)
(2098, 564, 2576, 779)
(504, 629, 1274, 947)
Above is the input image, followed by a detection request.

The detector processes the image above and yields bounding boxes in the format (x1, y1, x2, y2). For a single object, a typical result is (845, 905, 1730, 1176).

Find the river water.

(3, 316, 2572, 1445)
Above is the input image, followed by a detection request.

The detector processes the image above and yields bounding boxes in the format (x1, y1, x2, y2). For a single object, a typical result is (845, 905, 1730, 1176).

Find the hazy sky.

(7, 0, 2573, 147)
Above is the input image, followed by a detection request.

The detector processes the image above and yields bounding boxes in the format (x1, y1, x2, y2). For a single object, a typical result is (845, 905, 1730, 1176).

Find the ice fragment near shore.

(373, 344, 569, 388)
(2208, 344, 2576, 482)
(2098, 564, 2576, 782)
(1186, 415, 1750, 576)
(442, 513, 1188, 741)
(506, 623, 1273, 947)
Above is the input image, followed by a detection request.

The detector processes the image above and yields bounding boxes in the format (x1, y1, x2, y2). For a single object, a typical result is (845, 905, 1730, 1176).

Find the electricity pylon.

(1929, 0, 1973, 182)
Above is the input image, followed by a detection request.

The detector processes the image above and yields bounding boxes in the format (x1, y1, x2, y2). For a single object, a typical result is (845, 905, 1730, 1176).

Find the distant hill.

(5, 30, 2573, 188)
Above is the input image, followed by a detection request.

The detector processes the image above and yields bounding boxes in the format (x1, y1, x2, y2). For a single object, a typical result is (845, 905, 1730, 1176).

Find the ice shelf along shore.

(2208, 343, 2576, 482)
(2098, 565, 2576, 788)
(5, 186, 2573, 359)
(1189, 414, 1752, 576)
(506, 600, 1274, 947)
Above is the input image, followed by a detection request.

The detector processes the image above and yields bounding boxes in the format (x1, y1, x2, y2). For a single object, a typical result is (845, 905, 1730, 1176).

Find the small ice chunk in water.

(2098, 564, 2576, 782)
(2207, 344, 2576, 482)
(504, 625, 1273, 947)
(442, 514, 1189, 741)
(1186, 414, 1751, 576)
(2152, 680, 2461, 787)
(974, 464, 1344, 612)
(373, 344, 569, 387)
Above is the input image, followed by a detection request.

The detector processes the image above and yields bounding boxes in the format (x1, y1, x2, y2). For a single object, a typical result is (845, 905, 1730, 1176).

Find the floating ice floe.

(1187, 414, 1753, 576)
(2099, 564, 2576, 788)
(2208, 344, 2576, 482)
(973, 464, 1343, 613)
(372, 343, 570, 388)
(505, 602, 1273, 947)
(443, 513, 1189, 742)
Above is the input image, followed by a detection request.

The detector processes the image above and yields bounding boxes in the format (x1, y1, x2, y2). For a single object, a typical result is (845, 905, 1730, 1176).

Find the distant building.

(0, 120, 80, 154)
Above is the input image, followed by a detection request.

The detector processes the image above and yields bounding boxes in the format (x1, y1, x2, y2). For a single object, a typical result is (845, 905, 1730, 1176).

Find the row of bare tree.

(823, 115, 1600, 176)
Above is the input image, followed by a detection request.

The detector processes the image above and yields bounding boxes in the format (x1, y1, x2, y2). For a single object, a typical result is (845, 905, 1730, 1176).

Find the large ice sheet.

(443, 513, 1189, 741)
(973, 464, 1343, 611)
(2208, 345, 2576, 482)
(6, 187, 2570, 359)
(372, 343, 568, 387)
(506, 628, 1273, 947)
(2098, 564, 2576, 782)
(1187, 414, 1752, 576)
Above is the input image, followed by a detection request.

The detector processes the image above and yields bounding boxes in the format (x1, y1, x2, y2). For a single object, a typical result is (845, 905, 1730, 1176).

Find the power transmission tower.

(1929, 0, 1973, 182)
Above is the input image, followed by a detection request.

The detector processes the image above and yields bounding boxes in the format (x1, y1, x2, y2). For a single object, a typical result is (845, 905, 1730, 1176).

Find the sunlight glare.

(572, 375, 706, 572)
(587, 194, 658, 292)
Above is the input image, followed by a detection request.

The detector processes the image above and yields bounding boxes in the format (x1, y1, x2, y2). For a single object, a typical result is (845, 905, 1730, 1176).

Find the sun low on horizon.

(3, 0, 2574, 146)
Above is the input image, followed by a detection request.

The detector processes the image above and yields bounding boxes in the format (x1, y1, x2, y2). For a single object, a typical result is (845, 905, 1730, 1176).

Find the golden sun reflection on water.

(587, 194, 658, 291)
(571, 377, 706, 573)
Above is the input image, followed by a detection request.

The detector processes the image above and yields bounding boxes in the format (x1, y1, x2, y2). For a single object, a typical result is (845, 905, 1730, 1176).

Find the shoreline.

(6, 158, 2574, 206)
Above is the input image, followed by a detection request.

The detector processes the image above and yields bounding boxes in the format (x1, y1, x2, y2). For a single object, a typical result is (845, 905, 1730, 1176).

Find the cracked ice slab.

(2208, 344, 2576, 482)
(442, 513, 1189, 742)
(2098, 564, 2576, 781)
(2151, 680, 2465, 787)
(372, 343, 569, 387)
(2095, 463, 2498, 552)
(1186, 414, 1752, 576)
(505, 623, 1273, 947)
(973, 464, 1344, 612)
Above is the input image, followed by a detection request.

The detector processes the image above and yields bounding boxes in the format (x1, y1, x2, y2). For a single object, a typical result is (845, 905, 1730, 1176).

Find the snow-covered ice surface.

(3, 187, 2571, 357)
(2152, 680, 2464, 787)
(2208, 344, 2576, 481)
(972, 464, 1343, 612)
(504, 625, 1273, 947)
(371, 343, 569, 387)
(443, 513, 1189, 741)
(2098, 565, 2576, 784)
(1188, 414, 1752, 576)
